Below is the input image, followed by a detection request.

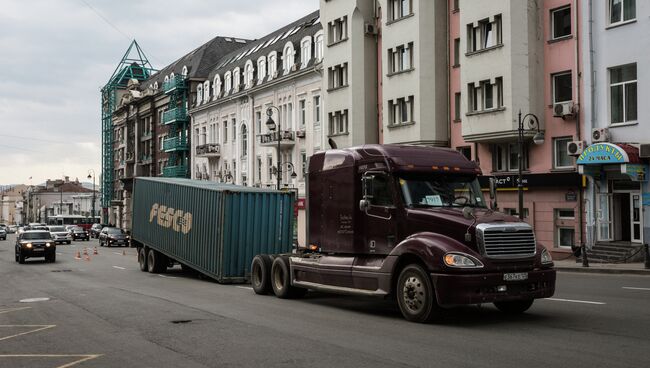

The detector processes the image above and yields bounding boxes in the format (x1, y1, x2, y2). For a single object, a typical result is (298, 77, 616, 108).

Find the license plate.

(32, 248, 44, 252)
(503, 272, 528, 281)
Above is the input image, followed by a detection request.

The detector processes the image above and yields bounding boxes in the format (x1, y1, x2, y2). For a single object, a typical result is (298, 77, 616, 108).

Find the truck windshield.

(398, 174, 486, 208)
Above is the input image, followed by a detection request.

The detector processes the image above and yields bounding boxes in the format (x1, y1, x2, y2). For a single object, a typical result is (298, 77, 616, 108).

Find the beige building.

(1, 185, 27, 225)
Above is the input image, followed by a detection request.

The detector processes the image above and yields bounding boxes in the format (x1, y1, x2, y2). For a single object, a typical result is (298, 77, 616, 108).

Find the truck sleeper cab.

(252, 145, 556, 323)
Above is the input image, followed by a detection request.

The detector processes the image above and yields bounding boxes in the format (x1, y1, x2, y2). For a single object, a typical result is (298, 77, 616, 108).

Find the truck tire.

(494, 299, 534, 314)
(271, 256, 307, 299)
(251, 254, 273, 295)
(138, 248, 148, 272)
(396, 264, 441, 323)
(147, 249, 167, 273)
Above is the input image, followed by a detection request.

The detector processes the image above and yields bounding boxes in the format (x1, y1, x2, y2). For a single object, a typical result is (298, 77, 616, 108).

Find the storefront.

(578, 143, 648, 247)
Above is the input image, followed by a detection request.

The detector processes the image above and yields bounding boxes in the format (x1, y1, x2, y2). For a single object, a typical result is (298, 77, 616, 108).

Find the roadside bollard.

(123, 249, 127, 256)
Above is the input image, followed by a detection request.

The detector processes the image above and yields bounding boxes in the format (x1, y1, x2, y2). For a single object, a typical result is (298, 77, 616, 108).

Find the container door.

(631, 193, 642, 243)
(597, 193, 612, 241)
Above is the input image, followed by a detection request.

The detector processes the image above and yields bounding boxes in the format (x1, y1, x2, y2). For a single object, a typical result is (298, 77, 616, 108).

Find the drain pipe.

(574, 0, 585, 265)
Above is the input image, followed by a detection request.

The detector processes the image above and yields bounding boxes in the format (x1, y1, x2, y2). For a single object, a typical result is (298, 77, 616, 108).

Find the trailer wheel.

(251, 255, 273, 295)
(138, 248, 148, 272)
(396, 264, 441, 323)
(147, 249, 167, 273)
(493, 299, 534, 314)
(271, 256, 307, 299)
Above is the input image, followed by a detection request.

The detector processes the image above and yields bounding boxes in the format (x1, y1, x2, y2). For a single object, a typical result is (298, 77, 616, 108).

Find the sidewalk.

(553, 258, 650, 276)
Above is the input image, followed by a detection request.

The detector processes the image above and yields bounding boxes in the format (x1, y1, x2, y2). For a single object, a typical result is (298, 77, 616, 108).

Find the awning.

(576, 143, 640, 165)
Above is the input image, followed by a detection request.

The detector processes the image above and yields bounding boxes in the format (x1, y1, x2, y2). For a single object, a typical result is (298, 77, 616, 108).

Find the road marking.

(236, 286, 253, 290)
(112, 266, 126, 270)
(0, 307, 31, 315)
(19, 297, 50, 303)
(0, 325, 56, 341)
(56, 252, 63, 255)
(157, 274, 176, 279)
(547, 298, 606, 305)
(113, 252, 123, 255)
(622, 287, 650, 291)
(0, 354, 102, 368)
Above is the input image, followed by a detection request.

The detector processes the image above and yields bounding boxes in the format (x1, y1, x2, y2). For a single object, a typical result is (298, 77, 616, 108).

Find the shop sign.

(576, 143, 629, 165)
(565, 190, 577, 202)
(622, 164, 648, 182)
(642, 193, 650, 206)
(479, 173, 581, 189)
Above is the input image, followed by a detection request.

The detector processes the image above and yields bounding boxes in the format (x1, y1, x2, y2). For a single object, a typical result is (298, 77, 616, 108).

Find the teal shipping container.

(132, 177, 295, 283)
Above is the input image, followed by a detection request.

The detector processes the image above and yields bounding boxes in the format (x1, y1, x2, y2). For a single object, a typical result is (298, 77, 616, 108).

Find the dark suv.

(15, 230, 56, 263)
(99, 227, 130, 247)
(71, 227, 89, 241)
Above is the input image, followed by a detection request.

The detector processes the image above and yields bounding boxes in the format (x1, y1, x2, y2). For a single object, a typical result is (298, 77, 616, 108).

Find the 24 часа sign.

(577, 143, 628, 164)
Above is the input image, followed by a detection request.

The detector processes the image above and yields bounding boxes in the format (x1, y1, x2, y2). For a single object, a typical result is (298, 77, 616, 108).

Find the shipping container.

(132, 177, 294, 283)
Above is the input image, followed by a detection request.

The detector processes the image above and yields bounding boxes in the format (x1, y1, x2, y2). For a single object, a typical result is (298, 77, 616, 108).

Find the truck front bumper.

(431, 268, 556, 307)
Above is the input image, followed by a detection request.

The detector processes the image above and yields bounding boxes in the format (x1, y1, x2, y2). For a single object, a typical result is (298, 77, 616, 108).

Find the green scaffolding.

(101, 40, 156, 222)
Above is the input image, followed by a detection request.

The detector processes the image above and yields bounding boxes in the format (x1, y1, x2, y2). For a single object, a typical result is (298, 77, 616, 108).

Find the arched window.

(300, 36, 312, 68)
(153, 82, 158, 90)
(241, 124, 248, 158)
(233, 67, 241, 92)
(163, 76, 169, 84)
(314, 31, 324, 62)
(268, 52, 278, 79)
(203, 80, 210, 102)
(257, 56, 267, 82)
(282, 42, 295, 74)
(224, 71, 232, 94)
(196, 84, 203, 105)
(170, 72, 175, 81)
(213, 75, 222, 98)
(244, 60, 254, 89)
(181, 65, 188, 77)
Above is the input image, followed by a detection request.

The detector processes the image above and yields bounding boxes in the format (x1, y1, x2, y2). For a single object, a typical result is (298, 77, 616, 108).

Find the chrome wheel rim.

(402, 275, 426, 314)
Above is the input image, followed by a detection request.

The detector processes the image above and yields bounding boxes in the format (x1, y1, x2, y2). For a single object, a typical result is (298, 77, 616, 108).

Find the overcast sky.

(0, 0, 318, 186)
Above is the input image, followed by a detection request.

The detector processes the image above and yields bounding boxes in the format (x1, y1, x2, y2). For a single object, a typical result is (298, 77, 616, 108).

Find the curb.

(556, 267, 650, 276)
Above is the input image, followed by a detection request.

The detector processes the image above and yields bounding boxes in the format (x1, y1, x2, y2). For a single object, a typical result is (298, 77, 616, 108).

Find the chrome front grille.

(476, 223, 536, 259)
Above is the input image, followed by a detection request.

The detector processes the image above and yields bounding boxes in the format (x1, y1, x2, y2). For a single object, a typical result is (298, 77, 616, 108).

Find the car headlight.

(541, 248, 553, 265)
(444, 252, 484, 268)
(25, 243, 33, 248)
(46, 243, 51, 247)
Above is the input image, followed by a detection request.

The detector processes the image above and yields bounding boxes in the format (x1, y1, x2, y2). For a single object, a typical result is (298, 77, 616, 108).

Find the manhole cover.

(19, 297, 50, 303)
(171, 320, 192, 324)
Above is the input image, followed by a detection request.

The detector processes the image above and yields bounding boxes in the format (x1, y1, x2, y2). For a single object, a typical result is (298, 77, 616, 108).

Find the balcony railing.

(196, 143, 221, 157)
(162, 75, 187, 94)
(163, 136, 189, 152)
(162, 165, 188, 178)
(259, 130, 295, 147)
(162, 107, 189, 125)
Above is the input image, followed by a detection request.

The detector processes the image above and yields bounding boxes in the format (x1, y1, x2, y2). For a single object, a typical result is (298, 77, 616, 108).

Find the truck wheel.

(18, 251, 25, 264)
(251, 255, 273, 295)
(147, 249, 167, 273)
(138, 248, 148, 272)
(396, 264, 440, 323)
(494, 299, 534, 314)
(271, 256, 307, 299)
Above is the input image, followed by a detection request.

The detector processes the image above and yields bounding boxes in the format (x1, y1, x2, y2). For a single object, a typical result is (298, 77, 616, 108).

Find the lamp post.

(517, 110, 545, 221)
(266, 106, 283, 190)
(87, 169, 96, 222)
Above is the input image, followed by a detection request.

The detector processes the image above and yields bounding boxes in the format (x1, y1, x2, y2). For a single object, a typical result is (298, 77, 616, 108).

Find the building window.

(213, 75, 222, 98)
(241, 124, 248, 158)
(388, 96, 414, 126)
(553, 72, 573, 104)
(313, 95, 321, 125)
(557, 209, 575, 219)
(282, 42, 295, 74)
(196, 84, 203, 105)
(554, 137, 573, 169)
(328, 63, 348, 90)
(231, 119, 236, 143)
(453, 38, 460, 66)
(301, 151, 307, 179)
(467, 15, 502, 53)
(457, 146, 471, 161)
(610, 63, 637, 124)
(314, 32, 324, 61)
(223, 120, 228, 143)
(388, 43, 413, 74)
(389, 0, 412, 21)
(257, 57, 267, 82)
(256, 156, 262, 184)
(609, 0, 636, 26)
(267, 155, 273, 181)
(551, 6, 572, 39)
(299, 99, 306, 128)
(329, 110, 349, 135)
(557, 227, 575, 248)
(468, 78, 503, 113)
(233, 68, 241, 92)
(255, 111, 262, 134)
(453, 0, 459, 11)
(494, 143, 528, 172)
(268, 52, 278, 79)
(224, 72, 232, 94)
(244, 61, 254, 89)
(454, 92, 461, 121)
(328, 16, 348, 45)
(300, 36, 312, 68)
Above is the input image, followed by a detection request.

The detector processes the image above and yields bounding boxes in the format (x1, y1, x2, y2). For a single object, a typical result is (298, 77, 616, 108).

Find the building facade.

(25, 178, 99, 225)
(1, 185, 27, 225)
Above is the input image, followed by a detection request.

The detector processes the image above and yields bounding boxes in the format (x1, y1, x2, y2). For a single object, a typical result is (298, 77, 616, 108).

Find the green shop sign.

(576, 143, 629, 164)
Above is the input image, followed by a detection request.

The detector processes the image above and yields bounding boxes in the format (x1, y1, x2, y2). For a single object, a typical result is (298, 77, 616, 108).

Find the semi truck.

(251, 145, 556, 323)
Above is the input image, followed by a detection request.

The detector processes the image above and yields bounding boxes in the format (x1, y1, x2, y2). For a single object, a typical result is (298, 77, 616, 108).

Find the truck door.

(361, 173, 398, 255)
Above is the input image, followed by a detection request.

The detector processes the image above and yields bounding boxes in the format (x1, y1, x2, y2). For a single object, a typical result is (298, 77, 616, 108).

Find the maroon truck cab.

(253, 145, 556, 323)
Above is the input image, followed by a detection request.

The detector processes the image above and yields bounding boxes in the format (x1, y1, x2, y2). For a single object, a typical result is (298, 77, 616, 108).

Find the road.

(0, 234, 649, 368)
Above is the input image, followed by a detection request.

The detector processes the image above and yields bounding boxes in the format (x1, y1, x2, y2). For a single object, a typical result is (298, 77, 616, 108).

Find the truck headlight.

(444, 252, 484, 268)
(541, 248, 553, 265)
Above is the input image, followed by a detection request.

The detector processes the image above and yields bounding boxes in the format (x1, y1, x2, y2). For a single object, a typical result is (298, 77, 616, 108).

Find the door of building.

(597, 193, 612, 241)
(630, 193, 642, 243)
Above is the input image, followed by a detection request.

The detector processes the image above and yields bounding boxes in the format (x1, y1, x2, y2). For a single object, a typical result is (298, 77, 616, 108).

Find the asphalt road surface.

(1, 233, 649, 368)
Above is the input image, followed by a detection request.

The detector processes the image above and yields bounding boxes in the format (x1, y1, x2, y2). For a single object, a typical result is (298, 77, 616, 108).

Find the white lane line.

(112, 252, 122, 255)
(157, 274, 176, 279)
(547, 298, 606, 305)
(0, 325, 56, 341)
(236, 286, 253, 290)
(622, 287, 650, 291)
(112, 266, 126, 270)
(0, 307, 31, 315)
(56, 252, 63, 255)
(0, 354, 103, 367)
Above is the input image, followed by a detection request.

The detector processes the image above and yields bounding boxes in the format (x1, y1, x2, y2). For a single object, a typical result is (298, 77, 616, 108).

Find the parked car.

(90, 223, 107, 239)
(0, 228, 6, 241)
(7, 225, 17, 233)
(15, 230, 56, 263)
(70, 227, 89, 241)
(65, 225, 76, 234)
(47, 226, 72, 244)
(98, 227, 130, 247)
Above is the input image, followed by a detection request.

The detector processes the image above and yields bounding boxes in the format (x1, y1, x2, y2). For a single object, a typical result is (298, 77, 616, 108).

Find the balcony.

(162, 165, 188, 178)
(162, 75, 187, 94)
(196, 143, 221, 158)
(259, 130, 295, 148)
(125, 151, 135, 163)
(163, 136, 189, 152)
(162, 107, 189, 125)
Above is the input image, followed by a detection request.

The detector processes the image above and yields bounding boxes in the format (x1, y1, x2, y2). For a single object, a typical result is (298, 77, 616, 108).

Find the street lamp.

(517, 110, 544, 221)
(266, 106, 283, 190)
(87, 169, 96, 222)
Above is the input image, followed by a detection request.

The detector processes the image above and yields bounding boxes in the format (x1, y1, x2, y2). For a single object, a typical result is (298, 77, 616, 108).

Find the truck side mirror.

(359, 199, 370, 212)
(489, 177, 498, 209)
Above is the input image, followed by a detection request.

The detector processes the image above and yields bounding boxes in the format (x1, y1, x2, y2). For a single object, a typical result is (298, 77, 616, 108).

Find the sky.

(0, 0, 319, 186)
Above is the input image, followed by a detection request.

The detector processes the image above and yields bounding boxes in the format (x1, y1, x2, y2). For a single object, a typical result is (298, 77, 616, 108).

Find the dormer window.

(170, 72, 175, 81)
(268, 52, 278, 80)
(244, 61, 254, 89)
(213, 75, 222, 98)
(203, 81, 210, 103)
(233, 67, 241, 92)
(181, 65, 188, 77)
(257, 57, 267, 83)
(282, 42, 295, 75)
(314, 31, 324, 62)
(197, 84, 203, 105)
(224, 71, 232, 94)
(300, 36, 312, 68)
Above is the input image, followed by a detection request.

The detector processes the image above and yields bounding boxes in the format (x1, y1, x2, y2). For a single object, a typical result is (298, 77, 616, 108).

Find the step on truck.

(252, 145, 556, 323)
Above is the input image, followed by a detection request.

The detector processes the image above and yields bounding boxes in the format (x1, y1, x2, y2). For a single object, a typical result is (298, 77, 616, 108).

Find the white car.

(47, 226, 72, 244)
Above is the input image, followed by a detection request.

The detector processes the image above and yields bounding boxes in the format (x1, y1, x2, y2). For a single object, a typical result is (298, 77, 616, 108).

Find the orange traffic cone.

(93, 247, 98, 255)
(83, 248, 88, 256)
(122, 249, 126, 256)
(75, 250, 81, 260)
(84, 254, 90, 261)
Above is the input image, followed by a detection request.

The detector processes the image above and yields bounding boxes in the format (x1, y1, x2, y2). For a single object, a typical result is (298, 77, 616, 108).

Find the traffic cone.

(122, 249, 126, 256)
(84, 254, 90, 261)
(83, 248, 88, 256)
(75, 250, 81, 260)
(93, 247, 98, 255)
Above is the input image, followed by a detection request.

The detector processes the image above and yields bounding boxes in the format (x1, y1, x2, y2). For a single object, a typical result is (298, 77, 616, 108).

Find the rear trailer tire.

(251, 254, 273, 295)
(147, 249, 167, 273)
(494, 299, 534, 314)
(138, 248, 148, 272)
(396, 264, 440, 323)
(271, 256, 307, 299)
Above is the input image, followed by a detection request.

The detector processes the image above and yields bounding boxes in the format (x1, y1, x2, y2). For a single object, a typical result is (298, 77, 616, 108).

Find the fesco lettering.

(149, 203, 193, 234)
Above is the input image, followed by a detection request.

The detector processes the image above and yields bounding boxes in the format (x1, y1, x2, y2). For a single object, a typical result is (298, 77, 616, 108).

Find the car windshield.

(22, 232, 51, 240)
(106, 228, 124, 235)
(398, 174, 486, 208)
(49, 226, 66, 232)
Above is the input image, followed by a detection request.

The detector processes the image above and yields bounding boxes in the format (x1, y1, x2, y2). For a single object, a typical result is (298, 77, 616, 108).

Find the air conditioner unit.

(639, 144, 650, 158)
(364, 23, 377, 35)
(592, 128, 610, 143)
(553, 101, 575, 119)
(567, 140, 586, 156)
